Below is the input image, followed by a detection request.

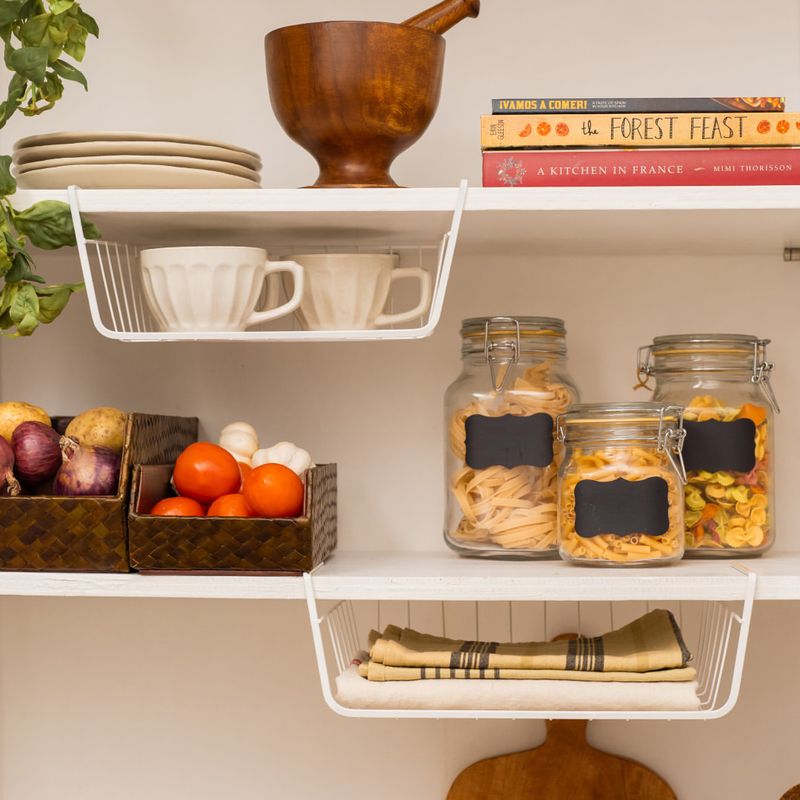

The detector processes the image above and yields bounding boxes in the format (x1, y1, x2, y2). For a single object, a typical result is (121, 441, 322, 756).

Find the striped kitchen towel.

(364, 609, 691, 679)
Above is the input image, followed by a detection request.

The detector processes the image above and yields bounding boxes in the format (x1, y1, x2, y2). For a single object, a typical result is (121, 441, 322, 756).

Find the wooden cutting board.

(447, 718, 676, 800)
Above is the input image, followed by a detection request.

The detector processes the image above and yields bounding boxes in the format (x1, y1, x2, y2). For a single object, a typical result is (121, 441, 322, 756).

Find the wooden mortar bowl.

(265, 21, 445, 188)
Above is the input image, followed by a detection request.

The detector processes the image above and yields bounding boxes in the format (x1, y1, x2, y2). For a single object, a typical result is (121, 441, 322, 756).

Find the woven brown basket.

(128, 463, 337, 573)
(0, 413, 198, 572)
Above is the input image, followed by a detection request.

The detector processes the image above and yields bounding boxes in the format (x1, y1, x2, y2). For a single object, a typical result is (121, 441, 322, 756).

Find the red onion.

(12, 421, 62, 486)
(0, 437, 20, 496)
(54, 439, 121, 497)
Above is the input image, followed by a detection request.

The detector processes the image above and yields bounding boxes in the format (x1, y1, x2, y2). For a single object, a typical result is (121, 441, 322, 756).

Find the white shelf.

(13, 188, 460, 247)
(0, 570, 304, 599)
(310, 550, 775, 601)
(461, 185, 800, 257)
(14, 185, 800, 256)
(2, 550, 800, 601)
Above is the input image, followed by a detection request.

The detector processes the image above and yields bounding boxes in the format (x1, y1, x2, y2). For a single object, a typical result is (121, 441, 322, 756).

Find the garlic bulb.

(219, 422, 259, 463)
(252, 442, 313, 476)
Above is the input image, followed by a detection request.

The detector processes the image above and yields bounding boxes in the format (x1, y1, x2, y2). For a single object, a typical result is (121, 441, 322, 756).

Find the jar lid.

(558, 402, 682, 429)
(650, 333, 766, 357)
(461, 316, 565, 338)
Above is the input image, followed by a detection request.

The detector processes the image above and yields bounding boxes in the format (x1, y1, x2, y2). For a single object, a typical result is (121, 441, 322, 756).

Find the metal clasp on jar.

(635, 345, 654, 390)
(484, 316, 521, 392)
(657, 405, 687, 484)
(752, 339, 781, 414)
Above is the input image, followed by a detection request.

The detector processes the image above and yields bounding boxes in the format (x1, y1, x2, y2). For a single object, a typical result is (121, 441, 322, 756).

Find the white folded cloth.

(335, 661, 700, 713)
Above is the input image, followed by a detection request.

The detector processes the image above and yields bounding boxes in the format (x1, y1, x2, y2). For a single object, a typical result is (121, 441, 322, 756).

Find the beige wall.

(1, 1, 799, 797)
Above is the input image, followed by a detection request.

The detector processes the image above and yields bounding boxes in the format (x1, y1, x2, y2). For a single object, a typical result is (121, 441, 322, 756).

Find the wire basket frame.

(303, 569, 757, 720)
(66, 182, 467, 342)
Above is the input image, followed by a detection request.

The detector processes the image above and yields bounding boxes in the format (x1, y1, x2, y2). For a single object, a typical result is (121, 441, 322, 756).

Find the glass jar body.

(557, 413, 686, 566)
(444, 352, 579, 558)
(652, 373, 774, 557)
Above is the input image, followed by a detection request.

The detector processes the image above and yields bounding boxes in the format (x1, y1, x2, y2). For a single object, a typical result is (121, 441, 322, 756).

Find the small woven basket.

(128, 463, 337, 573)
(0, 413, 198, 572)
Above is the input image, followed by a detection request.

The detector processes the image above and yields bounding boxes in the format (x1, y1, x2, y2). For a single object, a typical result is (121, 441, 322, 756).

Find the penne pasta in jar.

(637, 334, 779, 557)
(556, 403, 687, 566)
(444, 317, 579, 558)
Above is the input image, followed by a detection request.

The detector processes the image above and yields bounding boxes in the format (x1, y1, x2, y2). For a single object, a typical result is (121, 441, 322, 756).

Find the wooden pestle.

(402, 0, 480, 34)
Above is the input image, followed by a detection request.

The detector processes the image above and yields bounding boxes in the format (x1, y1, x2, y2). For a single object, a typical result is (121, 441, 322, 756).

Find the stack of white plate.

(13, 131, 262, 189)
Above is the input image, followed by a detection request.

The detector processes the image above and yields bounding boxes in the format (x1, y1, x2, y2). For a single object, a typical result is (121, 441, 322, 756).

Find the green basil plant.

(0, 0, 99, 336)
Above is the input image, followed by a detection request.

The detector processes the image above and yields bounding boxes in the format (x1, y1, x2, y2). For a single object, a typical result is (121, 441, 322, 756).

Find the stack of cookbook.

(480, 97, 800, 187)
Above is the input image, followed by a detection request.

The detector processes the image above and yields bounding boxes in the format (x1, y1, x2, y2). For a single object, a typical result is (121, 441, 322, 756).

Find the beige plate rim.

(14, 130, 261, 160)
(13, 140, 262, 171)
(17, 163, 261, 190)
(15, 154, 260, 181)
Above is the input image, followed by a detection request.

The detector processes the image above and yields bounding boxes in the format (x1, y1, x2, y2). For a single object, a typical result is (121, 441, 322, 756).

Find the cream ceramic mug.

(284, 253, 432, 331)
(140, 246, 303, 332)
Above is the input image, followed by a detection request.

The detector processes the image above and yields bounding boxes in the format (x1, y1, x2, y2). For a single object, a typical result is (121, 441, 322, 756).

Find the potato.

(0, 401, 50, 443)
(65, 407, 127, 454)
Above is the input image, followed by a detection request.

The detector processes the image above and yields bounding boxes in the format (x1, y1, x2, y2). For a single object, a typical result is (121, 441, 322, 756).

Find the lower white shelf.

(1, 549, 800, 600)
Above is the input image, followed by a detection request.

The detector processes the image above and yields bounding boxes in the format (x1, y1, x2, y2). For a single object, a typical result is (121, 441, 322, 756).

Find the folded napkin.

(359, 660, 696, 682)
(364, 609, 691, 680)
(338, 658, 700, 712)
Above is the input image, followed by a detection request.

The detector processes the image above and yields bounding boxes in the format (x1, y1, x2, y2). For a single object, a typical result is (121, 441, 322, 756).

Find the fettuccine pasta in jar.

(444, 317, 579, 558)
(637, 335, 779, 557)
(557, 403, 687, 566)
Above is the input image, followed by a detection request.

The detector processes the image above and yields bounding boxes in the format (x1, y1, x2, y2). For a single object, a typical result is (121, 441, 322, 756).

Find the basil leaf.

(19, 13, 50, 46)
(35, 280, 82, 294)
(51, 57, 86, 89)
(18, 0, 39, 17)
(8, 45, 49, 85)
(50, 0, 75, 14)
(47, 21, 67, 45)
(13, 311, 38, 335)
(75, 8, 97, 36)
(5, 250, 32, 281)
(0, 2, 24, 26)
(36, 283, 76, 323)
(13, 200, 100, 249)
(9, 281, 38, 334)
(4, 230, 22, 254)
(0, 282, 16, 314)
(0, 71, 27, 127)
(63, 37, 83, 61)
(0, 154, 15, 194)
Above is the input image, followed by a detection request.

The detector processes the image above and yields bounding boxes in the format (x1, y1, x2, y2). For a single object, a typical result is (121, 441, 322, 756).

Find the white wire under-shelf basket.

(303, 569, 757, 720)
(66, 182, 467, 342)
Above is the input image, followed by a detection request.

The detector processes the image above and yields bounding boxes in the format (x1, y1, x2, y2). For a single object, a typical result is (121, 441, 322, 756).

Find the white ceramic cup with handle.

(286, 253, 432, 331)
(140, 246, 303, 332)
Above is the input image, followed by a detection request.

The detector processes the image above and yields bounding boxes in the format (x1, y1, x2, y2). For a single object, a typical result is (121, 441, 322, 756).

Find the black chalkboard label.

(575, 477, 670, 538)
(682, 419, 757, 473)
(465, 413, 554, 469)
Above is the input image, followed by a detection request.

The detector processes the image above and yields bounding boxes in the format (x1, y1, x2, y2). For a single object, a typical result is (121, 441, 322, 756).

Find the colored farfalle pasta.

(448, 362, 574, 551)
(559, 447, 684, 563)
(683, 395, 771, 551)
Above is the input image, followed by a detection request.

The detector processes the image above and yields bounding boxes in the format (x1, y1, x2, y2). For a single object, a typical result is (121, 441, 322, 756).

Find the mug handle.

(374, 267, 432, 327)
(245, 260, 304, 327)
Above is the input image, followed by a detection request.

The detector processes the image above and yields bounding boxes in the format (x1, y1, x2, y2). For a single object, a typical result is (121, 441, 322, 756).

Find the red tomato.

(243, 463, 304, 518)
(238, 461, 252, 489)
(173, 442, 241, 504)
(150, 496, 205, 517)
(208, 493, 253, 517)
